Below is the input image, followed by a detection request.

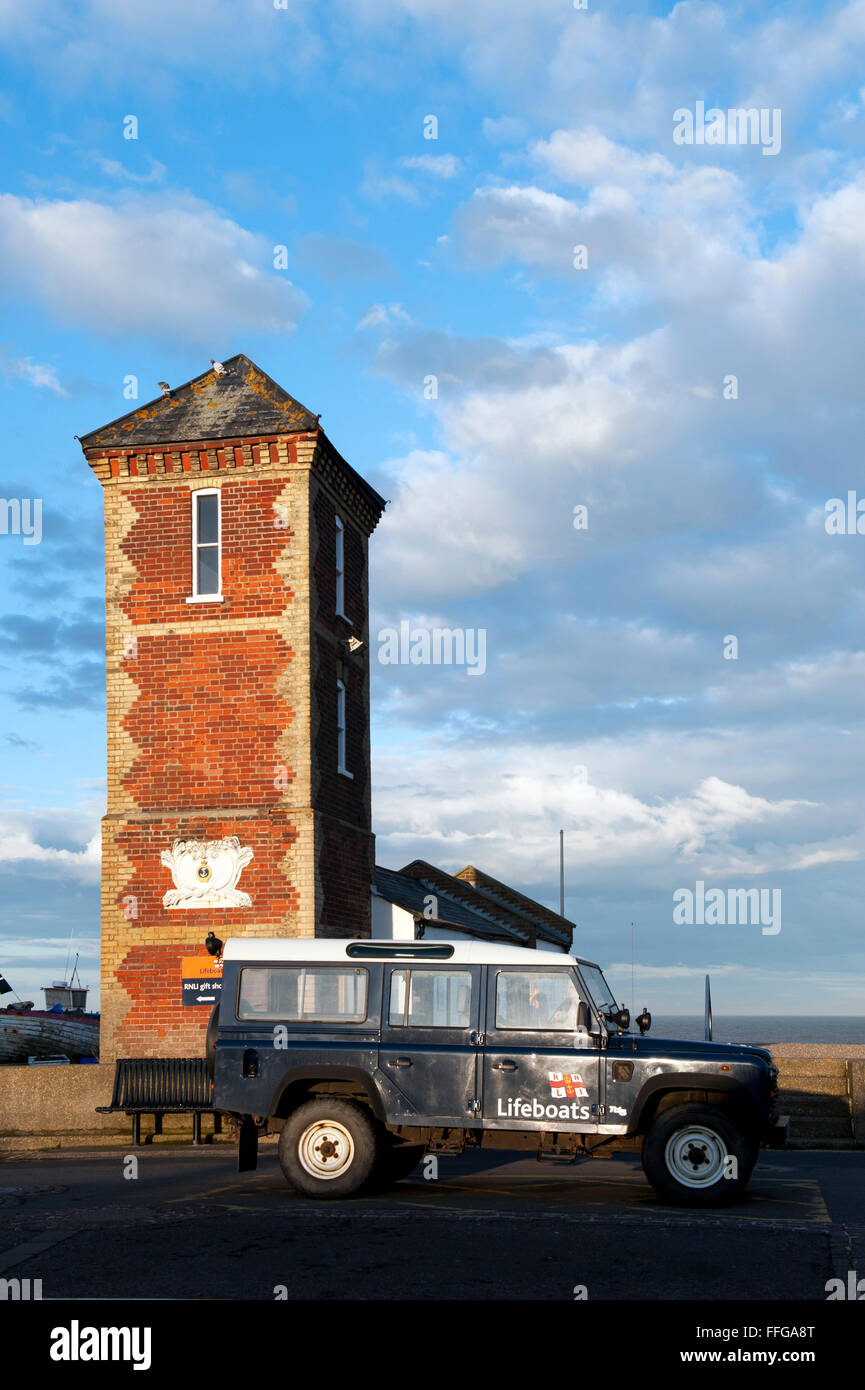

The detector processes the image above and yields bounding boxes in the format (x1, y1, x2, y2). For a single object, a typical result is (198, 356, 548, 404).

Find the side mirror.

(576, 1000, 590, 1032)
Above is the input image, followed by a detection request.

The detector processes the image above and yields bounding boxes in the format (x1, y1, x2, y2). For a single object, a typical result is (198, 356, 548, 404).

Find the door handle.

(386, 1057, 413, 1068)
(492, 1060, 518, 1071)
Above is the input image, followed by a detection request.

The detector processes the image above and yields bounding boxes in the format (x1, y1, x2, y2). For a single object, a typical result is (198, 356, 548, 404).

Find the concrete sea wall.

(0, 1044, 863, 1151)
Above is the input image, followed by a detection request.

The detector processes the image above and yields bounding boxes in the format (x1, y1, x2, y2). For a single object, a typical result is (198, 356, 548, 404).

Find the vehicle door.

(481, 965, 600, 1131)
(379, 964, 483, 1125)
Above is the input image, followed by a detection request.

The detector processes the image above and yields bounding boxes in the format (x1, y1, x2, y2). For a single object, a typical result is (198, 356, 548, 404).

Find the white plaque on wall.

(161, 836, 254, 908)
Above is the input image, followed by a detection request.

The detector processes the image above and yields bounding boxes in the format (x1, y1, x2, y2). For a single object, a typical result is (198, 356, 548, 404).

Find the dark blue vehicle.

(208, 937, 780, 1205)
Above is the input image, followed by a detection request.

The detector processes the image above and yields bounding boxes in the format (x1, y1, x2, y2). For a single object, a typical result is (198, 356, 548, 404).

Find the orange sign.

(181, 956, 223, 981)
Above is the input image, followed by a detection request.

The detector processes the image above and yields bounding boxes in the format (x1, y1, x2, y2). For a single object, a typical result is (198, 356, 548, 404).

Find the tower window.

(335, 514, 348, 621)
(188, 489, 222, 603)
(337, 678, 353, 778)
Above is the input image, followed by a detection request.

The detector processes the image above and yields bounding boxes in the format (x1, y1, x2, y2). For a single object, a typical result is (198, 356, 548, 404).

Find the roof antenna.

(631, 921, 636, 1052)
(63, 927, 75, 985)
(559, 828, 564, 918)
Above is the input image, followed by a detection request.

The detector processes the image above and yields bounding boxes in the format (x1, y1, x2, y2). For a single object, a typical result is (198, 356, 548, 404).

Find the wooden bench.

(97, 1057, 222, 1145)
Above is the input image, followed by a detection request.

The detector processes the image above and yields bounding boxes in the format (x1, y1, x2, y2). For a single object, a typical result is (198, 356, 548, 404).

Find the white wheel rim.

(664, 1125, 727, 1188)
(298, 1120, 355, 1180)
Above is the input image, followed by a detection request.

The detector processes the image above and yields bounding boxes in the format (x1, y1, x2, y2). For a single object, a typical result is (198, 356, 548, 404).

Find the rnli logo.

(549, 1071, 588, 1099)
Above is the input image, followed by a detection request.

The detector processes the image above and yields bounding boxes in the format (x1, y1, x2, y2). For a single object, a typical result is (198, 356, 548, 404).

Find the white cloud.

(371, 162, 865, 612)
(373, 744, 840, 885)
(532, 127, 675, 189)
(0, 0, 321, 84)
(481, 115, 527, 144)
(0, 934, 100, 963)
(400, 154, 463, 178)
(455, 152, 751, 294)
(360, 169, 421, 203)
(606, 962, 746, 981)
(0, 193, 309, 344)
(0, 812, 100, 882)
(374, 448, 533, 596)
(357, 301, 412, 331)
(91, 155, 167, 184)
(0, 353, 68, 395)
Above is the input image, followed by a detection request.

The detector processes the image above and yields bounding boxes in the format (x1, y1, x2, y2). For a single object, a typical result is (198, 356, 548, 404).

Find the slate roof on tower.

(79, 354, 320, 449)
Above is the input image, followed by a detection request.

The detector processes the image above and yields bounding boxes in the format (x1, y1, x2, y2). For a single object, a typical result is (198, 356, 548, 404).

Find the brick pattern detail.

(123, 630, 294, 811)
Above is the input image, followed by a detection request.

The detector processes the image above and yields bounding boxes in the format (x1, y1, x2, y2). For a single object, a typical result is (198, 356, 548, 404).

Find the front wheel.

(279, 1098, 380, 1199)
(641, 1103, 753, 1207)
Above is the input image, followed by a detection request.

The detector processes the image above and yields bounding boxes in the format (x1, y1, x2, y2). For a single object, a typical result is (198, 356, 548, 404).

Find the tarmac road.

(0, 1145, 862, 1301)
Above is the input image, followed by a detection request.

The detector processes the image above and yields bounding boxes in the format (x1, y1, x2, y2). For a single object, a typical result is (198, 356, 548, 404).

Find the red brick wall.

(123, 630, 294, 811)
(120, 479, 294, 624)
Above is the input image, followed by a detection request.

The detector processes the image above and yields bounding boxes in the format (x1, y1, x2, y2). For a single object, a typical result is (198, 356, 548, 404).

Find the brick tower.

(80, 356, 385, 1060)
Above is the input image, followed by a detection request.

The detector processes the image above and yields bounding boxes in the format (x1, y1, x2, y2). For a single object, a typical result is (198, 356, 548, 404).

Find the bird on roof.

(210, 359, 227, 376)
(157, 382, 171, 396)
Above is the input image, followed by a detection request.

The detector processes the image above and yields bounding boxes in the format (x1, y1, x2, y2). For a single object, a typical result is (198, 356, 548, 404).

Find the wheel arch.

(631, 1074, 760, 1137)
(268, 1066, 387, 1124)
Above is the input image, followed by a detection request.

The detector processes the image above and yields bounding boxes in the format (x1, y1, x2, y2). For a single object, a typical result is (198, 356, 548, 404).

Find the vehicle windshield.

(578, 964, 619, 1019)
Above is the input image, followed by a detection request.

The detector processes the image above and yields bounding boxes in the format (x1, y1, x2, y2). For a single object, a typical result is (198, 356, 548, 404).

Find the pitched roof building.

(373, 861, 574, 952)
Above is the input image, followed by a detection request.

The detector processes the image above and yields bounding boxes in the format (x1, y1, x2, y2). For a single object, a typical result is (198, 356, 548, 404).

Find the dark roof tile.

(374, 866, 522, 943)
(80, 354, 318, 449)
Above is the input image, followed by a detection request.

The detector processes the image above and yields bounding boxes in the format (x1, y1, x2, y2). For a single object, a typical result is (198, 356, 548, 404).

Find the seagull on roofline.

(158, 382, 171, 396)
(210, 359, 227, 376)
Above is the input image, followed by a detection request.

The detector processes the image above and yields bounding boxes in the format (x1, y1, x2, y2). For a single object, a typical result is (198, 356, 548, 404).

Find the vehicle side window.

(389, 969, 472, 1028)
(237, 967, 368, 1022)
(495, 970, 581, 1030)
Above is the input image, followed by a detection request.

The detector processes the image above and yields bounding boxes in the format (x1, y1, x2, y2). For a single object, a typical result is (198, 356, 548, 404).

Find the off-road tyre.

(641, 1102, 753, 1207)
(279, 1098, 380, 1199)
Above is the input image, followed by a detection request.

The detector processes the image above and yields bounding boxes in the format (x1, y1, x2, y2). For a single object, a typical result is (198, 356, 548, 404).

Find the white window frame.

(186, 488, 224, 604)
(337, 678, 353, 778)
(335, 513, 350, 622)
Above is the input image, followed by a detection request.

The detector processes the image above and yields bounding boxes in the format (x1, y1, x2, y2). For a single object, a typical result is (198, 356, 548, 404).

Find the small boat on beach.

(0, 961, 99, 1063)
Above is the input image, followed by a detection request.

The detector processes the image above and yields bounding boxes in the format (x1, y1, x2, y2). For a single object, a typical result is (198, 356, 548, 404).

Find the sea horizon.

(648, 1015, 865, 1045)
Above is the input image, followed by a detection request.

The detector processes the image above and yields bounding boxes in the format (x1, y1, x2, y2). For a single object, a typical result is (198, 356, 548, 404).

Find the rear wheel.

(279, 1098, 379, 1199)
(641, 1103, 753, 1207)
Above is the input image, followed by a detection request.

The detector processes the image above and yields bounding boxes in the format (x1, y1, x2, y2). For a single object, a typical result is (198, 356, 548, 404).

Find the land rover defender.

(208, 937, 780, 1207)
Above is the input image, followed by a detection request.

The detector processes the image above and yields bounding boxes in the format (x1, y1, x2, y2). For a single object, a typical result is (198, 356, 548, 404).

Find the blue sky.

(1, 0, 864, 1014)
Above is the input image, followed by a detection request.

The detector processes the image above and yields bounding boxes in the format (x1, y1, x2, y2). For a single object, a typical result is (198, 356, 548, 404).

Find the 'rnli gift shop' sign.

(181, 956, 223, 1007)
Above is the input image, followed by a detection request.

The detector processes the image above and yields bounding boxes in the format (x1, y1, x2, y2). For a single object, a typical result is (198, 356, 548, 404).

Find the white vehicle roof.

(220, 937, 599, 969)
